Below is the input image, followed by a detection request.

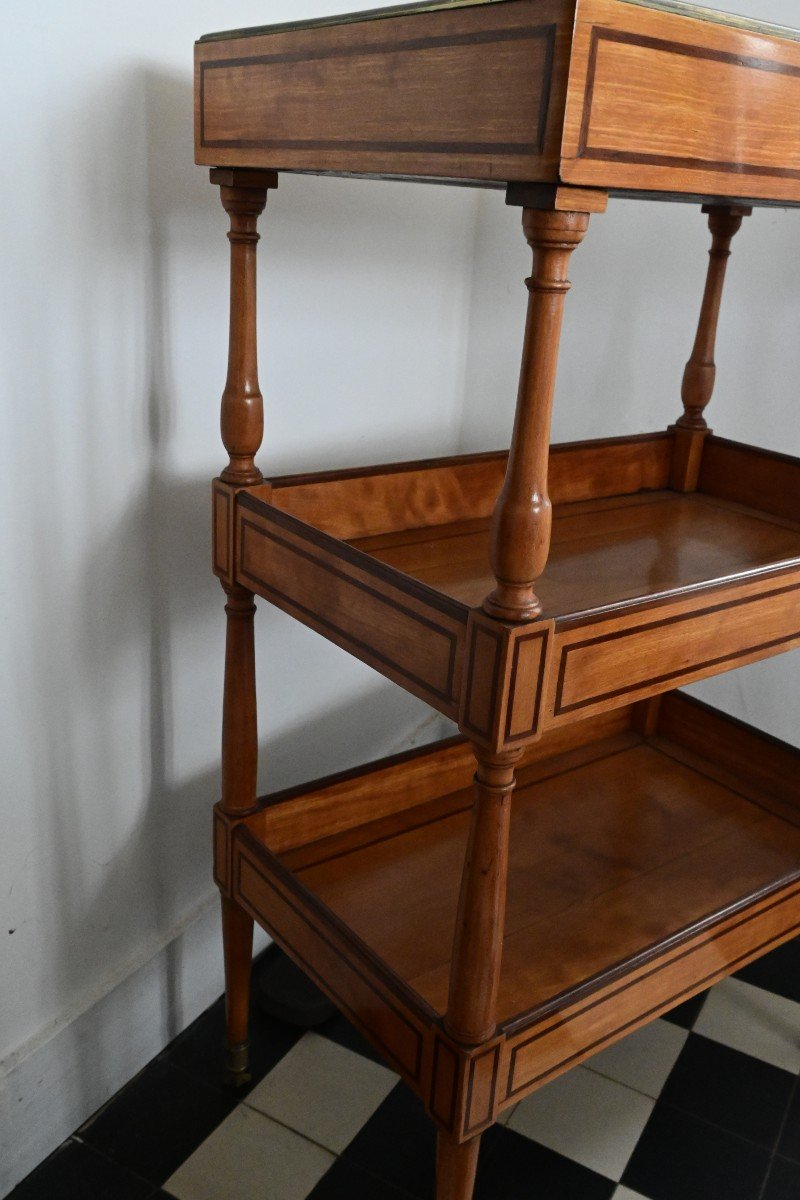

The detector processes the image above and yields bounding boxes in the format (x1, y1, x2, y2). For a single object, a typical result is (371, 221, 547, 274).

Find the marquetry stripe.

(503, 881, 800, 1098)
(236, 842, 428, 1081)
(578, 27, 800, 181)
(199, 24, 556, 155)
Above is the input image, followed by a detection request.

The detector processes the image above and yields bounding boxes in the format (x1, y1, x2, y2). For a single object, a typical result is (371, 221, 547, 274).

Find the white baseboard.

(0, 894, 269, 1198)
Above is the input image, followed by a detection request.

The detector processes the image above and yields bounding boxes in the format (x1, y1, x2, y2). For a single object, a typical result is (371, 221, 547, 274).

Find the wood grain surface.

(267, 432, 671, 540)
(235, 434, 800, 741)
(358, 489, 800, 616)
(236, 495, 468, 718)
(292, 725, 800, 1021)
(196, 0, 573, 182)
(563, 0, 800, 204)
(225, 692, 800, 1136)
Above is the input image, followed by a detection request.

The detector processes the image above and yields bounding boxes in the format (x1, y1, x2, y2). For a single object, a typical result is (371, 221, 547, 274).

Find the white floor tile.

(164, 1105, 334, 1200)
(245, 1031, 397, 1153)
(613, 1188, 650, 1199)
(585, 1019, 688, 1098)
(498, 1102, 518, 1126)
(507, 1066, 653, 1182)
(693, 976, 800, 1073)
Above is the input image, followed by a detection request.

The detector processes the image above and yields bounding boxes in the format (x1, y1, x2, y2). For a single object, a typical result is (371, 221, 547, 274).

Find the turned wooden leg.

(221, 894, 254, 1085)
(437, 750, 519, 1198)
(671, 203, 750, 490)
(436, 1132, 481, 1200)
(210, 168, 277, 1083)
(221, 587, 259, 815)
(446, 749, 520, 1045)
(211, 168, 278, 485)
(219, 585, 260, 1085)
(484, 208, 590, 623)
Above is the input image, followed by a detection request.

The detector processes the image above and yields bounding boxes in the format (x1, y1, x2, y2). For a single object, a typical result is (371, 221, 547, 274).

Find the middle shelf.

(220, 429, 800, 744)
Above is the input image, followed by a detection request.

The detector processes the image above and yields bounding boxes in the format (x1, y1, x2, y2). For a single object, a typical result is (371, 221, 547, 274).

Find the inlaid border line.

(238, 516, 461, 707)
(200, 24, 557, 155)
(503, 880, 800, 1098)
(577, 26, 800, 181)
(554, 579, 800, 716)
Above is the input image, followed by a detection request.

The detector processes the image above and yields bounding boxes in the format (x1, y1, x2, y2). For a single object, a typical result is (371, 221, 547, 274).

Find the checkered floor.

(12, 939, 800, 1200)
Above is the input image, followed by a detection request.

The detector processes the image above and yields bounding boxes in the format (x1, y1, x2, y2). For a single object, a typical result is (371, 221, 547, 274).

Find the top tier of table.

(194, 0, 800, 207)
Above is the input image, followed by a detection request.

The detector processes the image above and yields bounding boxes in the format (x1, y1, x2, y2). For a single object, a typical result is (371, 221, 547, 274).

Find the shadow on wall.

(24, 63, 455, 1126)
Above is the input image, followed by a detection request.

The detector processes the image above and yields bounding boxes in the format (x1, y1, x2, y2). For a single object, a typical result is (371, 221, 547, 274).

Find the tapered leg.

(210, 169, 276, 1084)
(436, 1132, 481, 1200)
(219, 585, 259, 1084)
(221, 894, 254, 1085)
(434, 751, 518, 1198)
(445, 749, 520, 1046)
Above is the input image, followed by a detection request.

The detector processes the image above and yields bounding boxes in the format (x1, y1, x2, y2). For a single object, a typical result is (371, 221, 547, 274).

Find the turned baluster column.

(671, 203, 750, 490)
(211, 168, 277, 1084)
(437, 748, 522, 1199)
(214, 168, 278, 485)
(484, 209, 590, 622)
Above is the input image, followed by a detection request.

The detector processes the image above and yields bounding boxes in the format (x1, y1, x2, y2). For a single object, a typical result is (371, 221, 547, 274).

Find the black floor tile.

(10, 1139, 152, 1200)
(735, 936, 800, 1006)
(776, 1081, 800, 1163)
(342, 1082, 501, 1199)
(80, 1058, 234, 1185)
(316, 1009, 386, 1066)
(763, 1155, 800, 1200)
(307, 1157, 417, 1199)
(657, 1033, 795, 1148)
(340, 1082, 438, 1198)
(163, 993, 302, 1096)
(661, 990, 709, 1029)
(622, 1104, 770, 1200)
(475, 1127, 616, 1200)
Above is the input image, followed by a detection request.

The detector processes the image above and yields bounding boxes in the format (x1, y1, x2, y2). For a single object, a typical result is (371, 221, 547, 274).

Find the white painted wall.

(2, 0, 799, 1193)
(0, 2, 473, 1190)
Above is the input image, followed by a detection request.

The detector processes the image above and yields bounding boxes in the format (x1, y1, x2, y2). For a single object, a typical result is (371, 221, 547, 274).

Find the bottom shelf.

(225, 693, 800, 1136)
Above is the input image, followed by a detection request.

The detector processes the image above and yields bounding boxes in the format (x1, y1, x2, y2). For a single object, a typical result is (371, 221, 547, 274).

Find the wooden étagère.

(194, 3, 800, 1197)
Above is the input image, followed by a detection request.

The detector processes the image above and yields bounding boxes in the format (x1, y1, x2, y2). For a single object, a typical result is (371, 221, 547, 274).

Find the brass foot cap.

(224, 1040, 251, 1089)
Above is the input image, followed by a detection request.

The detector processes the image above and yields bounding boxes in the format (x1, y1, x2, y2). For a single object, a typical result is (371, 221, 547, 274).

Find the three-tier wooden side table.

(194, 3, 800, 1196)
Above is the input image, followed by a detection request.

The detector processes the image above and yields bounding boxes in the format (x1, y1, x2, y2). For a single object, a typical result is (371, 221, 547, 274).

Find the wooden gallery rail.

(194, 3, 800, 1198)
